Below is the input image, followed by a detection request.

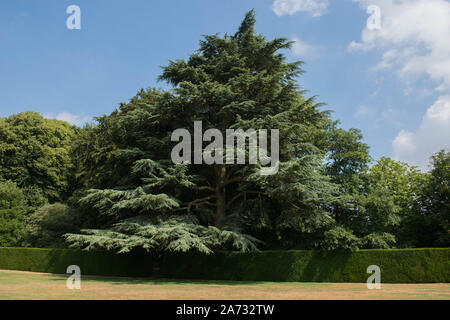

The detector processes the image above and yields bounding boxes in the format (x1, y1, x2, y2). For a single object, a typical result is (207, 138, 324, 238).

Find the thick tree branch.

(191, 185, 215, 192)
(223, 177, 248, 187)
(174, 195, 217, 213)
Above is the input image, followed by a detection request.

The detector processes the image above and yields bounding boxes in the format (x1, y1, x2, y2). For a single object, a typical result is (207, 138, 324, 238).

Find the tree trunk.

(214, 190, 226, 227)
(213, 165, 227, 227)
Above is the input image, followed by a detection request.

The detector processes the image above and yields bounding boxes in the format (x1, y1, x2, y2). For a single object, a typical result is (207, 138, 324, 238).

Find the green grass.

(0, 270, 449, 300)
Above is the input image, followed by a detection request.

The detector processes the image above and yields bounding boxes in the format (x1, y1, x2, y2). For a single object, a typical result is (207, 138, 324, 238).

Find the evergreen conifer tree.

(65, 11, 340, 254)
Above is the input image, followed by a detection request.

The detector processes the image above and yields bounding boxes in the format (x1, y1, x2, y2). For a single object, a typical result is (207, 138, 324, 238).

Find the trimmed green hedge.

(161, 248, 450, 283)
(0, 247, 154, 277)
(1, 247, 448, 282)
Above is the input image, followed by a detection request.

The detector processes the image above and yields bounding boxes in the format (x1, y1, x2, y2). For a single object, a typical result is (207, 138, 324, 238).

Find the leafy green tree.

(325, 123, 371, 191)
(367, 157, 425, 214)
(333, 159, 404, 247)
(0, 112, 76, 202)
(362, 157, 427, 247)
(320, 124, 399, 250)
(26, 203, 81, 248)
(0, 181, 26, 247)
(324, 122, 371, 229)
(318, 226, 360, 251)
(65, 11, 340, 254)
(360, 232, 396, 249)
(412, 150, 449, 247)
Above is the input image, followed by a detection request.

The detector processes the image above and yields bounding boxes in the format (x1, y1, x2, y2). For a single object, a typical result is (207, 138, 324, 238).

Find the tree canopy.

(0, 111, 76, 202)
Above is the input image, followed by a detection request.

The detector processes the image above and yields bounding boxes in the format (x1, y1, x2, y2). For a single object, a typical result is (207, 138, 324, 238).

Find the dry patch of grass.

(0, 269, 449, 300)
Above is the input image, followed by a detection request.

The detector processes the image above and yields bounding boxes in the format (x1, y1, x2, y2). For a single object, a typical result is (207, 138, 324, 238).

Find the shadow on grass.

(43, 273, 267, 286)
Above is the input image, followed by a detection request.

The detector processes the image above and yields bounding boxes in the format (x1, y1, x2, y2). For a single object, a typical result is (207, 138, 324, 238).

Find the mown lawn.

(0, 269, 449, 300)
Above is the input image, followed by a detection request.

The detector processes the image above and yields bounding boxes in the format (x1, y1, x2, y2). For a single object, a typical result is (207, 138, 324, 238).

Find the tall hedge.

(1, 247, 448, 283)
(0, 247, 154, 277)
(161, 248, 450, 283)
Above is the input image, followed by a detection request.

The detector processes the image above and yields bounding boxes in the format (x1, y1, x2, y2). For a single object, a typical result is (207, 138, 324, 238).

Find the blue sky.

(1, 0, 449, 170)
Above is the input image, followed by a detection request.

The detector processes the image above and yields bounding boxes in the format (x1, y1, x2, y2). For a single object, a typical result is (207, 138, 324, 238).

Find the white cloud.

(291, 37, 321, 59)
(272, 0, 329, 17)
(44, 112, 92, 127)
(349, 0, 450, 89)
(350, 0, 450, 170)
(392, 96, 450, 170)
(355, 105, 373, 119)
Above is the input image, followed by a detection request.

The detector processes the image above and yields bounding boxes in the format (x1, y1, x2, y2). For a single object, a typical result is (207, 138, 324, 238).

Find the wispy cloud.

(291, 36, 322, 60)
(272, 0, 329, 17)
(355, 105, 374, 119)
(44, 112, 92, 127)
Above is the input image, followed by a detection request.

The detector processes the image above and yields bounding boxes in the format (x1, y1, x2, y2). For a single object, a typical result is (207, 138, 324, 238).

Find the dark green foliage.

(0, 247, 155, 277)
(328, 157, 423, 248)
(66, 10, 340, 253)
(410, 150, 450, 247)
(162, 248, 450, 283)
(318, 227, 360, 251)
(0, 181, 27, 247)
(22, 186, 49, 215)
(26, 203, 81, 248)
(1, 247, 447, 283)
(0, 112, 76, 202)
(325, 123, 371, 191)
(360, 233, 396, 249)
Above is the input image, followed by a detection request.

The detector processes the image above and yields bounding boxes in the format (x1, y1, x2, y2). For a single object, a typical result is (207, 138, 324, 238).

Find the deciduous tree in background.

(0, 112, 76, 202)
(413, 150, 450, 247)
(0, 181, 26, 247)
